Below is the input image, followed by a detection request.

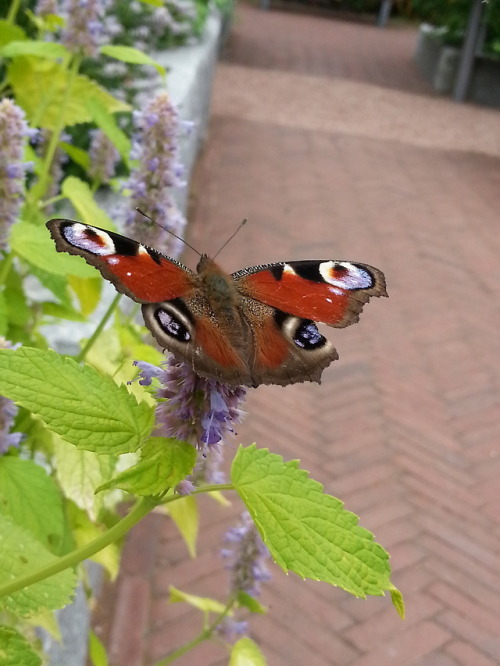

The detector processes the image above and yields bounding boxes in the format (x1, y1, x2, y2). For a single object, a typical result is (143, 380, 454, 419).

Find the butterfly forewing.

(233, 260, 387, 327)
(47, 219, 197, 303)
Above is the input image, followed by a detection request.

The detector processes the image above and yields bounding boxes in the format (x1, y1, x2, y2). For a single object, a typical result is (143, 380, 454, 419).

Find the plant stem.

(0, 495, 157, 601)
(154, 595, 237, 665)
(39, 194, 65, 210)
(6, 0, 22, 23)
(76, 293, 122, 363)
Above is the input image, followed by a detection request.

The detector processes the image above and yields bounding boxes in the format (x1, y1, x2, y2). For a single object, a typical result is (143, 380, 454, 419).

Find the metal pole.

(376, 0, 392, 28)
(453, 0, 485, 102)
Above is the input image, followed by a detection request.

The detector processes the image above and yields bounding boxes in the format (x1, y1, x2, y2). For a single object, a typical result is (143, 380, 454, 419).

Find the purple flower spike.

(0, 338, 22, 455)
(155, 356, 246, 450)
(61, 0, 105, 58)
(123, 92, 188, 257)
(88, 129, 120, 185)
(0, 99, 33, 249)
(222, 512, 271, 599)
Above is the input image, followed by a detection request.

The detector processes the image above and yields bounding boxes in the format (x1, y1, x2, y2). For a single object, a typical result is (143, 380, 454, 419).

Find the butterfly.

(46, 219, 387, 387)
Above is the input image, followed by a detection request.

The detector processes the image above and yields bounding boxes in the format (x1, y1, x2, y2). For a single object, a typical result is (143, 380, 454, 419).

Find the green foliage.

(0, 626, 42, 666)
(0, 347, 154, 453)
(232, 445, 398, 603)
(230, 637, 267, 666)
(96, 437, 196, 495)
(0, 514, 77, 617)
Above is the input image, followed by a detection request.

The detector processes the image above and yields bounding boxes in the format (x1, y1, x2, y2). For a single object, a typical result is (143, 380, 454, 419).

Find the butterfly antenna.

(136, 208, 201, 257)
(213, 218, 248, 260)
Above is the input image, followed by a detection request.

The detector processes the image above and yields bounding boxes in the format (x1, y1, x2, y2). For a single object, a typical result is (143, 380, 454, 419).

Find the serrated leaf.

(8, 57, 130, 130)
(59, 141, 90, 171)
(100, 45, 165, 75)
(0, 626, 42, 666)
(68, 275, 102, 316)
(61, 176, 114, 230)
(96, 437, 196, 495)
(53, 437, 115, 521)
(10, 221, 97, 278)
(0, 291, 7, 337)
(0, 514, 76, 617)
(0, 457, 65, 555)
(167, 495, 198, 558)
(86, 97, 130, 165)
(232, 445, 394, 599)
(229, 637, 267, 666)
(236, 591, 266, 614)
(0, 21, 26, 48)
(1, 40, 69, 59)
(169, 586, 226, 614)
(0, 347, 154, 454)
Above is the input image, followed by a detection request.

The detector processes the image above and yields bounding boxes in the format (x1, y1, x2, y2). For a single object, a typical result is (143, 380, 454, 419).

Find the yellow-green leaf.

(61, 176, 115, 230)
(167, 495, 198, 558)
(8, 57, 130, 130)
(229, 637, 267, 666)
(168, 586, 226, 614)
(100, 45, 165, 75)
(1, 40, 69, 59)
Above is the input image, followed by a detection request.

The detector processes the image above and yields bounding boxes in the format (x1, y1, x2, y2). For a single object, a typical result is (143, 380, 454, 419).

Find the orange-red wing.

(233, 260, 387, 328)
(46, 219, 197, 303)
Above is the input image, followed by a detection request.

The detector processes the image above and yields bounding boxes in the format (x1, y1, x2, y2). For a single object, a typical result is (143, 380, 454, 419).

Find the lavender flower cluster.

(88, 129, 120, 185)
(218, 512, 272, 639)
(135, 357, 247, 451)
(61, 0, 106, 58)
(0, 339, 22, 455)
(124, 92, 187, 254)
(0, 99, 34, 250)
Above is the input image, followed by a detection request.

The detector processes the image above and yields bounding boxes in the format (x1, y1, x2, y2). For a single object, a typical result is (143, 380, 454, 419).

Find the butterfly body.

(46, 219, 387, 387)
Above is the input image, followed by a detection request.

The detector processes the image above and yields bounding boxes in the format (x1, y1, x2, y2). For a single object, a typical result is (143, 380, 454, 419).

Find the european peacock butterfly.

(46, 219, 387, 387)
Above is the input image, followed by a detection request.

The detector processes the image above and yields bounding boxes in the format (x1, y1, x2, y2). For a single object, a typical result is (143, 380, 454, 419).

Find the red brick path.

(97, 3, 500, 665)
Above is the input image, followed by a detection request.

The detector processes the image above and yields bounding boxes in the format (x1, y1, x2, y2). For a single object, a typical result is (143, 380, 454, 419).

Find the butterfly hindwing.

(233, 259, 387, 328)
(46, 219, 197, 303)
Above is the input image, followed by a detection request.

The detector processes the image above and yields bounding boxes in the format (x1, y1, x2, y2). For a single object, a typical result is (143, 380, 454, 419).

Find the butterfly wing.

(230, 260, 387, 386)
(46, 219, 197, 303)
(233, 260, 387, 327)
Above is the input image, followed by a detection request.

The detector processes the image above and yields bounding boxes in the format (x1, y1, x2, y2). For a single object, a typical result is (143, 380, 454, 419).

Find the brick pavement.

(95, 3, 500, 665)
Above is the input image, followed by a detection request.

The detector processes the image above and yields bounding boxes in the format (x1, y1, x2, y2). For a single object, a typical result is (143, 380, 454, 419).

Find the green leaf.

(8, 57, 130, 130)
(0, 347, 154, 454)
(229, 637, 267, 666)
(96, 437, 196, 495)
(390, 585, 405, 619)
(232, 445, 396, 599)
(89, 629, 108, 666)
(0, 457, 65, 555)
(0, 626, 42, 666)
(10, 221, 97, 278)
(0, 291, 7, 337)
(61, 176, 115, 230)
(59, 141, 90, 171)
(53, 438, 115, 521)
(28, 264, 72, 308)
(167, 495, 198, 558)
(68, 275, 102, 317)
(86, 97, 131, 166)
(1, 40, 69, 60)
(236, 591, 266, 614)
(100, 45, 165, 75)
(42, 301, 85, 321)
(138, 0, 164, 6)
(168, 586, 226, 614)
(68, 503, 119, 580)
(0, 514, 76, 617)
(0, 21, 26, 48)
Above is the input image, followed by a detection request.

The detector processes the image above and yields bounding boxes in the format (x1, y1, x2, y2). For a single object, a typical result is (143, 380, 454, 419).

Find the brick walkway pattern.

(98, 3, 500, 665)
